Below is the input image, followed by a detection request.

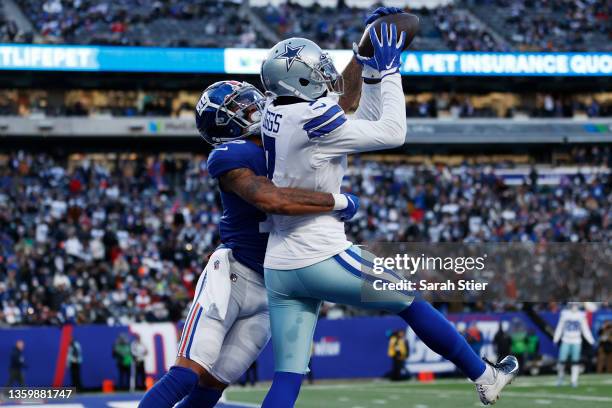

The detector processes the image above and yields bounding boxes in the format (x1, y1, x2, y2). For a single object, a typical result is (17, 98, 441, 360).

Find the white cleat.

(475, 356, 519, 405)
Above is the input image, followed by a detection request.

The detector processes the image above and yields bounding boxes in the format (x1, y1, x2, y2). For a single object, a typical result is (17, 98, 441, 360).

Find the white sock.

(475, 363, 495, 385)
(570, 365, 580, 386)
(557, 363, 565, 381)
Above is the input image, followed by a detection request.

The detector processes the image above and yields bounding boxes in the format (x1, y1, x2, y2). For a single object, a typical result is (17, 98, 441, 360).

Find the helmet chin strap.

(278, 80, 317, 101)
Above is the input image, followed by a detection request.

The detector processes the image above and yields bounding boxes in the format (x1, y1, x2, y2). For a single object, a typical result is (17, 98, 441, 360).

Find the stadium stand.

(0, 89, 611, 118)
(15, 0, 262, 47)
(1, 0, 34, 42)
(250, 1, 496, 51)
(8, 0, 610, 51)
(464, 0, 612, 52)
(0, 4, 19, 43)
(1, 148, 610, 325)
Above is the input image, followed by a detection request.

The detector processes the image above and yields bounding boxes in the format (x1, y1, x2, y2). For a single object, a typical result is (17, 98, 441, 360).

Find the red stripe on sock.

(53, 325, 74, 387)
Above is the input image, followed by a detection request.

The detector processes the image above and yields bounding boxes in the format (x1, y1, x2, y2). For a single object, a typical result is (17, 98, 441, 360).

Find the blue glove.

(354, 23, 406, 78)
(365, 7, 405, 25)
(335, 193, 360, 222)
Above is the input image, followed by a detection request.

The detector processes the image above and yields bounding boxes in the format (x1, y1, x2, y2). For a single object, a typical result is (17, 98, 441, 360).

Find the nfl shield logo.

(214, 260, 220, 270)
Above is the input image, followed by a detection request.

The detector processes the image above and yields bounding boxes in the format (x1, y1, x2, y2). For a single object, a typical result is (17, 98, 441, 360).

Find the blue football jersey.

(207, 139, 269, 274)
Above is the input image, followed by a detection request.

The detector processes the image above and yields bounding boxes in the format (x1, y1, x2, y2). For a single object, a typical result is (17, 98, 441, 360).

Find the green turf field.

(225, 374, 612, 408)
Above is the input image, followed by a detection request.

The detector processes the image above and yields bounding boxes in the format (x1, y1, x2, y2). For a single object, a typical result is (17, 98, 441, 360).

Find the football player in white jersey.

(138, 80, 360, 408)
(554, 303, 595, 386)
(258, 15, 518, 408)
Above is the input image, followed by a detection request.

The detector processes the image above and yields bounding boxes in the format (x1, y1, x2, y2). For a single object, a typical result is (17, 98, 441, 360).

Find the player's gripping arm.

(338, 57, 381, 119)
(338, 57, 363, 112)
(219, 168, 357, 219)
(338, 7, 405, 113)
(314, 24, 406, 158)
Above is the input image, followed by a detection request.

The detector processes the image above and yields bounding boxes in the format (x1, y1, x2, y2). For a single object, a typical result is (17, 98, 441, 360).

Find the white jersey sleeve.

(354, 81, 382, 121)
(312, 74, 406, 163)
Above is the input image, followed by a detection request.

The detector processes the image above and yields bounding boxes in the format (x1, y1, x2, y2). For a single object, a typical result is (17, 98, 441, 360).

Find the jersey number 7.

(263, 134, 276, 180)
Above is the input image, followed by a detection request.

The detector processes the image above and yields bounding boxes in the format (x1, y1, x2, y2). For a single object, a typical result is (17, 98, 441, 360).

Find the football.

(358, 13, 420, 57)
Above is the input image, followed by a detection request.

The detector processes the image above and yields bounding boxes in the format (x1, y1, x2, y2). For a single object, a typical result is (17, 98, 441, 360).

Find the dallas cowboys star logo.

(275, 44, 305, 71)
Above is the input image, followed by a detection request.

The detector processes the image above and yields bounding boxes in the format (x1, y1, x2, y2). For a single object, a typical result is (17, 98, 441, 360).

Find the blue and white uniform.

(262, 76, 406, 270)
(554, 305, 595, 387)
(177, 139, 271, 384)
(262, 74, 414, 373)
(554, 308, 594, 363)
(208, 139, 269, 274)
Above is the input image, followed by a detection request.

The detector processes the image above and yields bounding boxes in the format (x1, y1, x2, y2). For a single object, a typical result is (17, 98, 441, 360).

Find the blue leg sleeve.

(175, 384, 223, 408)
(138, 366, 198, 408)
(399, 301, 486, 380)
(261, 371, 303, 408)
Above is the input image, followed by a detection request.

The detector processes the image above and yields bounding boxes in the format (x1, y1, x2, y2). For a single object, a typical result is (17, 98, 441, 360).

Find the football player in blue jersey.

(138, 79, 359, 408)
(258, 7, 518, 408)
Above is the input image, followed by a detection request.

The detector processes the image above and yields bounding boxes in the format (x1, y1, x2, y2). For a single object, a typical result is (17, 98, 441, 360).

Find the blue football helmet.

(195, 80, 265, 145)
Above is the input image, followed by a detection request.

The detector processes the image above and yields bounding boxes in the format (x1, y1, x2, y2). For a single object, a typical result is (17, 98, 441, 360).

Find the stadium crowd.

(0, 147, 610, 326)
(5, 0, 610, 51)
(430, 3, 502, 51)
(255, 2, 502, 51)
(466, 0, 612, 51)
(16, 0, 260, 48)
(1, 89, 611, 119)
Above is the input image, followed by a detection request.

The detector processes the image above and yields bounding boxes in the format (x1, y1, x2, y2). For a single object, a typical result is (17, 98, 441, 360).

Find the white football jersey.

(553, 308, 595, 345)
(261, 74, 407, 269)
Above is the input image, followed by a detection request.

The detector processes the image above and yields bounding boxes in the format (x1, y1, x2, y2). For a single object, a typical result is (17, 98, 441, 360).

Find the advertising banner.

(0, 44, 610, 76)
(0, 311, 608, 387)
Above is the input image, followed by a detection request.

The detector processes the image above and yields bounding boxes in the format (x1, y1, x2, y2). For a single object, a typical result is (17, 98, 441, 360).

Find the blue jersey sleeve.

(207, 141, 253, 179)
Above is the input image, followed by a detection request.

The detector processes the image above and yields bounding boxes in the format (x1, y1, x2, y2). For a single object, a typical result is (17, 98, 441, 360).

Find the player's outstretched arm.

(219, 167, 349, 216)
(314, 24, 406, 159)
(338, 7, 406, 112)
(338, 57, 363, 112)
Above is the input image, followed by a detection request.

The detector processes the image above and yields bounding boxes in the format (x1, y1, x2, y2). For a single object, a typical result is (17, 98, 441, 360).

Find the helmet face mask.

(261, 38, 344, 101)
(312, 53, 344, 96)
(196, 81, 265, 145)
(216, 86, 264, 129)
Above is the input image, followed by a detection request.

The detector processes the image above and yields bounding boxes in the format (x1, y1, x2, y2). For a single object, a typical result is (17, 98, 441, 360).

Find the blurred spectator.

(597, 321, 612, 373)
(131, 337, 147, 390)
(466, 322, 484, 357)
(6, 340, 26, 386)
(511, 320, 528, 373)
(493, 322, 512, 361)
(388, 329, 409, 381)
(67, 339, 83, 391)
(112, 334, 132, 390)
(525, 329, 540, 365)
